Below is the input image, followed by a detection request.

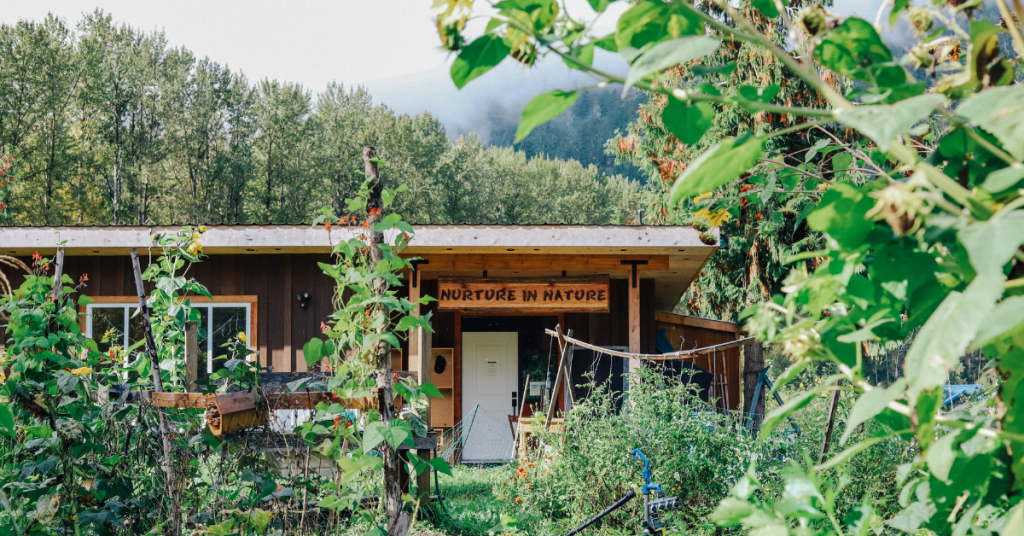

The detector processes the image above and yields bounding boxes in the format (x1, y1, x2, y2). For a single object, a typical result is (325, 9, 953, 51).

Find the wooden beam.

(654, 311, 742, 333)
(411, 254, 669, 274)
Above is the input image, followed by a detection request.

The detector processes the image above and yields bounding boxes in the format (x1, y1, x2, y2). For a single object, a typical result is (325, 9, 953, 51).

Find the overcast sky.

(0, 0, 884, 134)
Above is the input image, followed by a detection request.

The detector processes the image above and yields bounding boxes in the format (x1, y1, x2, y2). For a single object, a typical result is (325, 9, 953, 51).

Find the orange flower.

(321, 322, 329, 332)
(515, 497, 522, 504)
(525, 483, 532, 489)
(369, 208, 381, 216)
(526, 463, 535, 468)
(32, 251, 41, 261)
(502, 494, 506, 499)
(80, 273, 89, 282)
(325, 221, 332, 232)
(362, 220, 369, 227)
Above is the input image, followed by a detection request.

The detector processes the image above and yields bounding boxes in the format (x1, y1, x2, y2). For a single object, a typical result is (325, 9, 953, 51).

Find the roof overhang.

(0, 225, 717, 309)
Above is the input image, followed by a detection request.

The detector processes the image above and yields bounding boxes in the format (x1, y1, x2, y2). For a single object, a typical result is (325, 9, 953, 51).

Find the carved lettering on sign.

(438, 276, 610, 312)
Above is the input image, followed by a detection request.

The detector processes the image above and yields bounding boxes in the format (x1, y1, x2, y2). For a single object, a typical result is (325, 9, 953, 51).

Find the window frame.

(81, 295, 258, 374)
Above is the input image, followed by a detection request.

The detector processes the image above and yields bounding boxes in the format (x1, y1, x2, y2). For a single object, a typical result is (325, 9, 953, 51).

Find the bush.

(490, 366, 911, 535)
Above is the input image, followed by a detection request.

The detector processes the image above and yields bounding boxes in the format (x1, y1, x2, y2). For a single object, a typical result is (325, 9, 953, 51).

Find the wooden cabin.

(1, 224, 742, 461)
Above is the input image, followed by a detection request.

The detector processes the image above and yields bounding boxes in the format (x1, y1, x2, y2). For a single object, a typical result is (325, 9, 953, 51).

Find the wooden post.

(185, 321, 199, 392)
(408, 267, 421, 364)
(129, 249, 178, 536)
(414, 323, 432, 508)
(819, 381, 843, 464)
(51, 249, 64, 300)
(627, 267, 641, 377)
(546, 326, 573, 427)
(364, 147, 406, 535)
(743, 342, 766, 432)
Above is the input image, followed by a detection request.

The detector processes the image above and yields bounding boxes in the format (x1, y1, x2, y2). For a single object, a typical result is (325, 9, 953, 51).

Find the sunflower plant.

(433, 0, 1024, 533)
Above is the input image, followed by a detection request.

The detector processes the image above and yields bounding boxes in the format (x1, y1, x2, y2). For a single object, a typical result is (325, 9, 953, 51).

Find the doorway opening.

(459, 316, 557, 463)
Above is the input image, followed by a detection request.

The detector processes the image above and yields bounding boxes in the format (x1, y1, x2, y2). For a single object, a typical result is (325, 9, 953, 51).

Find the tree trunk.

(743, 342, 766, 433)
(364, 147, 404, 535)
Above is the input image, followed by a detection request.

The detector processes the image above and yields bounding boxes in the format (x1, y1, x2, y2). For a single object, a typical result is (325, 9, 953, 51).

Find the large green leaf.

(957, 85, 1024, 161)
(806, 183, 877, 249)
(302, 338, 324, 369)
(623, 36, 720, 90)
(515, 90, 578, 142)
(837, 94, 945, 150)
(615, 0, 703, 52)
(813, 18, 893, 80)
(669, 136, 765, 204)
(662, 98, 714, 144)
(924, 430, 959, 482)
(974, 296, 1024, 348)
(960, 211, 1024, 277)
(752, 0, 785, 18)
(903, 275, 1003, 398)
(840, 379, 905, 444)
(982, 166, 1024, 193)
(451, 34, 511, 89)
(0, 405, 14, 439)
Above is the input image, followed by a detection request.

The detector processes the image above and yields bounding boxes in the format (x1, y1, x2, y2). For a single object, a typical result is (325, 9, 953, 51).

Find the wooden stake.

(545, 326, 574, 428)
(363, 147, 404, 536)
(743, 342, 766, 432)
(512, 374, 530, 457)
(819, 381, 843, 465)
(129, 249, 178, 536)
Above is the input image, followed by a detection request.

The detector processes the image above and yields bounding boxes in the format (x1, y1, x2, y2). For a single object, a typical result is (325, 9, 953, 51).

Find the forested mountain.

(477, 86, 648, 182)
(0, 11, 642, 227)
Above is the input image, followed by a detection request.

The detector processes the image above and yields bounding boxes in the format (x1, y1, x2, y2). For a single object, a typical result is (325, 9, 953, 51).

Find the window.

(84, 296, 257, 373)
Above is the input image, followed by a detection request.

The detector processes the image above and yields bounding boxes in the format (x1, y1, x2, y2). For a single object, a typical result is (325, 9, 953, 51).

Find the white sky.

(0, 0, 451, 88)
(0, 0, 625, 90)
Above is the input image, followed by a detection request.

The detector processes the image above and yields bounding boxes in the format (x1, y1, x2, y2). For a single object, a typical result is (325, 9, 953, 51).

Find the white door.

(462, 332, 518, 462)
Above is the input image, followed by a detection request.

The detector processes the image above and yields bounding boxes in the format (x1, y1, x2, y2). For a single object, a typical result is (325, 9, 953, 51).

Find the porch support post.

(185, 320, 199, 392)
(621, 261, 646, 374)
(408, 267, 420, 366)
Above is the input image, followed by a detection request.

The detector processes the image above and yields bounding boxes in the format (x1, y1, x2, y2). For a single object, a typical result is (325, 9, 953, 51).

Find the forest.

(0, 11, 642, 227)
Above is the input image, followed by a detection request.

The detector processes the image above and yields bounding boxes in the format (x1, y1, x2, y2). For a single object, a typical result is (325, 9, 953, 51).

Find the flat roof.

(0, 224, 717, 309)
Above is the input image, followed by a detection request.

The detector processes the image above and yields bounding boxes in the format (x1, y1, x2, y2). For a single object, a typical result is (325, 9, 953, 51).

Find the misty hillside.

(474, 87, 648, 182)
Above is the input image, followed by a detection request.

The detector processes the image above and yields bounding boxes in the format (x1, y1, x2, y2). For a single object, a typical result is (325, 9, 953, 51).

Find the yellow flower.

(237, 332, 248, 343)
(694, 207, 731, 228)
(693, 192, 714, 204)
(71, 367, 92, 376)
(186, 241, 202, 255)
(192, 232, 201, 240)
(199, 225, 206, 233)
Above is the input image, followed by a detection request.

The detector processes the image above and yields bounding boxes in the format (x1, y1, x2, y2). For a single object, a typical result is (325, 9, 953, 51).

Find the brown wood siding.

(0, 254, 339, 371)
(656, 314, 741, 410)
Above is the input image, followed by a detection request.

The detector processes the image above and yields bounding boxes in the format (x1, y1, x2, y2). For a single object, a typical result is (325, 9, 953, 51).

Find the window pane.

(90, 308, 126, 353)
(212, 307, 247, 372)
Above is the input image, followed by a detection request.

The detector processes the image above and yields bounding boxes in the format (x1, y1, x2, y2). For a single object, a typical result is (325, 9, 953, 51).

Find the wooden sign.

(438, 276, 610, 312)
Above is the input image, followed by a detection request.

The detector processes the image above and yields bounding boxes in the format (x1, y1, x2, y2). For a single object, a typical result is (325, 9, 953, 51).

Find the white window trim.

(85, 302, 252, 374)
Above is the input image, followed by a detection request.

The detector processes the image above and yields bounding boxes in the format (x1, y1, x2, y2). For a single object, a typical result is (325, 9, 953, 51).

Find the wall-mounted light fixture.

(296, 292, 311, 309)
